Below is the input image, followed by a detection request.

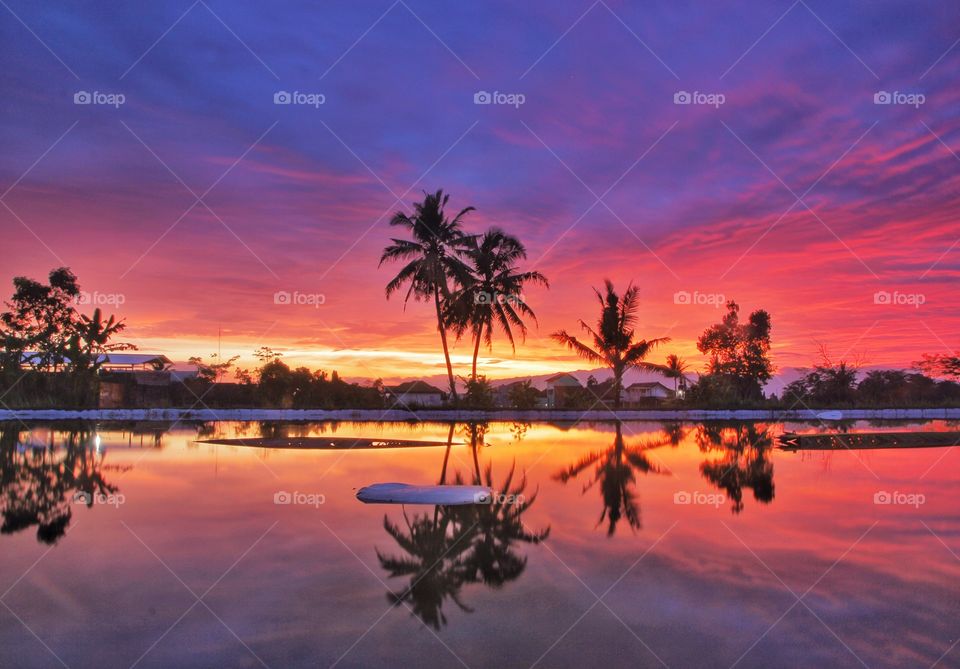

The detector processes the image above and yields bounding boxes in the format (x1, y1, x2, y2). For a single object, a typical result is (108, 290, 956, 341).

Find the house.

(584, 378, 621, 406)
(19, 351, 172, 371)
(386, 381, 446, 408)
(493, 380, 547, 408)
(96, 354, 177, 408)
(623, 381, 674, 404)
(99, 353, 172, 371)
(544, 373, 583, 408)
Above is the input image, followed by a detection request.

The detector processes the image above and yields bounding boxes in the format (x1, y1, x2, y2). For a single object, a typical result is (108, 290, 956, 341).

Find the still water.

(1, 420, 957, 668)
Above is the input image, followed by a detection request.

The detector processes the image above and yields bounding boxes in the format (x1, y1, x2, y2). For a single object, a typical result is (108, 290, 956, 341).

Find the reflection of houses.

(545, 373, 583, 408)
(623, 382, 674, 404)
(386, 381, 446, 408)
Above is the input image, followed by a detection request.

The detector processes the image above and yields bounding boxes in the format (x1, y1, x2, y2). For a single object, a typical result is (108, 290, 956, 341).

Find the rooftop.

(389, 381, 446, 395)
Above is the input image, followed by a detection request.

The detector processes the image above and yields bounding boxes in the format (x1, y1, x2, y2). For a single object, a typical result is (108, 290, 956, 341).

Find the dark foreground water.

(1, 420, 958, 668)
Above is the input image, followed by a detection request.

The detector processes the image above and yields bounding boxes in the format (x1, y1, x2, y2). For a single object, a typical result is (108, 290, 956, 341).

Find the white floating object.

(356, 483, 493, 505)
(816, 410, 844, 421)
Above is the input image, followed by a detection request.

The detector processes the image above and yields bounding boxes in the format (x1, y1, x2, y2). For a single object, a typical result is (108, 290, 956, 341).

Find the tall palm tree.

(447, 229, 548, 380)
(552, 280, 669, 410)
(380, 190, 473, 401)
(661, 354, 690, 395)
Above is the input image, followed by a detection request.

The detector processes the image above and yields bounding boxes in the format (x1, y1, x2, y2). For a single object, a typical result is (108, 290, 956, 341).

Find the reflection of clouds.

(1, 419, 958, 667)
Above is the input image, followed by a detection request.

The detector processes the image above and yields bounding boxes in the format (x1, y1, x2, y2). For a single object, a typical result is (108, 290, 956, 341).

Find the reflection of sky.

(2, 2, 960, 380)
(1, 420, 958, 667)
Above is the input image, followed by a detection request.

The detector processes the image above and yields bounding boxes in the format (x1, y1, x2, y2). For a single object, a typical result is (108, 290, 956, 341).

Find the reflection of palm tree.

(553, 280, 669, 409)
(696, 423, 774, 513)
(376, 422, 549, 628)
(451, 454, 549, 588)
(377, 510, 475, 629)
(554, 422, 668, 536)
(660, 421, 686, 447)
(0, 426, 117, 544)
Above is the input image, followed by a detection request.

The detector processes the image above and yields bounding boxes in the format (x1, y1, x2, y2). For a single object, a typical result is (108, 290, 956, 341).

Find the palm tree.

(447, 229, 548, 380)
(661, 354, 690, 395)
(552, 280, 669, 410)
(380, 190, 473, 402)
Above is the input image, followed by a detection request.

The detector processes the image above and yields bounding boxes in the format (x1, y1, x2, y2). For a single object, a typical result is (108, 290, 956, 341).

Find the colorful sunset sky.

(2, 1, 959, 383)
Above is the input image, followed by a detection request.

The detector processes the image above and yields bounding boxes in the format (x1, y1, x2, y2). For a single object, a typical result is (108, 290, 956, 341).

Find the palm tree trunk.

(433, 284, 457, 403)
(470, 424, 482, 484)
(613, 367, 623, 411)
(438, 422, 454, 485)
(471, 329, 481, 381)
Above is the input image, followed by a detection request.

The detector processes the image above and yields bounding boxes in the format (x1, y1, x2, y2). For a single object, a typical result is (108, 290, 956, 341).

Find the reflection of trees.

(0, 425, 117, 544)
(376, 422, 548, 629)
(378, 509, 475, 629)
(452, 463, 549, 588)
(696, 423, 774, 513)
(510, 421, 530, 444)
(554, 422, 669, 536)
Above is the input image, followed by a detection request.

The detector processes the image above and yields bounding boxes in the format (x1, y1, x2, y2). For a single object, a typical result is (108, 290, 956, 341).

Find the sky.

(1, 0, 959, 383)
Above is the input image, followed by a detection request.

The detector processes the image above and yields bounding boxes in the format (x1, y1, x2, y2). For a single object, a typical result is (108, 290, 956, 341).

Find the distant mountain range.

(385, 364, 919, 397)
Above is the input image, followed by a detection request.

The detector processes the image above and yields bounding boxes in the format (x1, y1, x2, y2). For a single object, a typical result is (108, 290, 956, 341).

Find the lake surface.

(1, 419, 958, 668)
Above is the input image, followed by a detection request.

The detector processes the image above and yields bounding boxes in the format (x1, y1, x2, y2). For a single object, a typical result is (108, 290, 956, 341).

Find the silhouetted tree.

(696, 301, 773, 403)
(553, 280, 669, 410)
(446, 229, 548, 380)
(380, 190, 473, 402)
